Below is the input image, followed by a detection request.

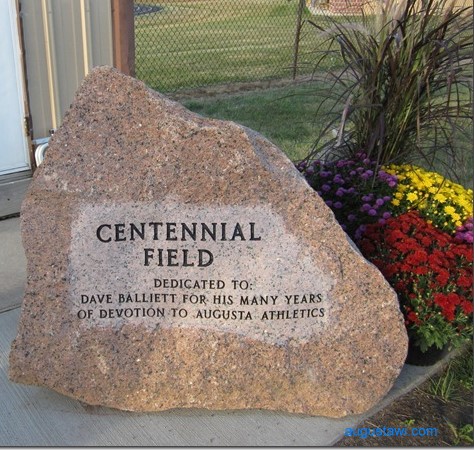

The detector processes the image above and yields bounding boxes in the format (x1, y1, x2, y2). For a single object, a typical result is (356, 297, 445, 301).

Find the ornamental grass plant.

(304, 0, 473, 181)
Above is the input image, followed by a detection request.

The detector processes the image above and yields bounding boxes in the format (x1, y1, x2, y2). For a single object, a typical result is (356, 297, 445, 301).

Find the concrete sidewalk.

(0, 217, 452, 446)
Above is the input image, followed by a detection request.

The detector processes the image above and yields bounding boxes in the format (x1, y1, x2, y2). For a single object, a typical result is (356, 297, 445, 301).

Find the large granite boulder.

(9, 66, 407, 417)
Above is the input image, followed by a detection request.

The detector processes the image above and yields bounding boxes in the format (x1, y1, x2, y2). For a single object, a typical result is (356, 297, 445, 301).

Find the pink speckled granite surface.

(9, 66, 407, 417)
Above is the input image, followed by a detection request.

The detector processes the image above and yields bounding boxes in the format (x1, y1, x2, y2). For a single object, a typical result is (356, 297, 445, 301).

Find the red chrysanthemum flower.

(358, 210, 473, 351)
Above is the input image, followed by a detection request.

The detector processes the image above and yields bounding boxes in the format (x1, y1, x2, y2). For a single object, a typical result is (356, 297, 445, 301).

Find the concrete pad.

(1, 306, 456, 446)
(0, 176, 30, 219)
(0, 307, 351, 446)
(0, 217, 25, 312)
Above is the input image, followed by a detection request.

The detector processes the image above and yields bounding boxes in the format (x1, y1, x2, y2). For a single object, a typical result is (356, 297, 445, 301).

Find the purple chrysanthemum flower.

(322, 184, 331, 192)
(296, 154, 398, 242)
(297, 161, 307, 171)
(454, 218, 474, 244)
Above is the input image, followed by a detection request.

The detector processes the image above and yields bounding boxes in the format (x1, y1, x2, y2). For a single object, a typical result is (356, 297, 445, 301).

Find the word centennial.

(95, 221, 263, 267)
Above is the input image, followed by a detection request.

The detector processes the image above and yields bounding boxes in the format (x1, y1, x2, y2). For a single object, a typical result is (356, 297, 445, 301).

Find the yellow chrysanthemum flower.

(382, 163, 473, 235)
(444, 205, 456, 216)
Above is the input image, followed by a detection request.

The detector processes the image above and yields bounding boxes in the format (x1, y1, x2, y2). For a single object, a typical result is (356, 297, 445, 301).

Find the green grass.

(428, 342, 473, 401)
(135, 0, 471, 186)
(135, 0, 343, 92)
(448, 342, 474, 391)
(428, 366, 458, 402)
(447, 423, 474, 445)
(183, 82, 340, 162)
(183, 81, 472, 189)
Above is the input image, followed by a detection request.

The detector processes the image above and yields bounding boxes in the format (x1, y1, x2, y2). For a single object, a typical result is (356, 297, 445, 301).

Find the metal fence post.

(292, 0, 306, 80)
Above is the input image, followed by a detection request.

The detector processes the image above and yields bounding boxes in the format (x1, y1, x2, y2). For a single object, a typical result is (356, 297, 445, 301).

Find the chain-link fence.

(134, 0, 342, 93)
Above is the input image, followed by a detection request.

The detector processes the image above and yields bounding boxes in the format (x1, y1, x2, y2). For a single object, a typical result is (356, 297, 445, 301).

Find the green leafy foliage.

(447, 422, 474, 445)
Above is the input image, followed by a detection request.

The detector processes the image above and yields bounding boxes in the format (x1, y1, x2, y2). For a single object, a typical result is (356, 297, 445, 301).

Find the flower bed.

(298, 155, 473, 354)
(359, 210, 472, 352)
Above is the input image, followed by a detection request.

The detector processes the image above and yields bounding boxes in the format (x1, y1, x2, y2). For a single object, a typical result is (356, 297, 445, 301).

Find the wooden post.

(111, 0, 135, 77)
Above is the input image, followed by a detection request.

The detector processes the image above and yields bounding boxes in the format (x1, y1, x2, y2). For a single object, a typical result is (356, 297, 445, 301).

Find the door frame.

(0, 0, 32, 218)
